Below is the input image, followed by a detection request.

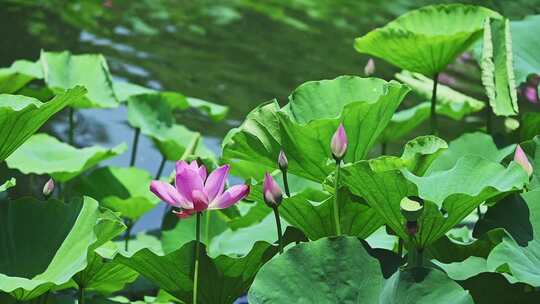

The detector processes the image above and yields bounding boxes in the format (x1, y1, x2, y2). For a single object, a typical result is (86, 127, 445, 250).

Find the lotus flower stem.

(381, 142, 387, 155)
(485, 104, 492, 135)
(281, 170, 291, 198)
(271, 206, 284, 254)
(69, 107, 75, 145)
(78, 286, 85, 304)
(129, 127, 141, 167)
(397, 238, 403, 257)
(204, 211, 211, 244)
(155, 154, 166, 180)
(430, 73, 439, 135)
(124, 220, 133, 251)
(333, 161, 342, 236)
(476, 206, 482, 220)
(193, 212, 202, 304)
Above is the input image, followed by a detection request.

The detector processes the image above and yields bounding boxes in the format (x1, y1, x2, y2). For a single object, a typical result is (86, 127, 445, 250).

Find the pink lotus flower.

(520, 75, 539, 104)
(331, 123, 348, 160)
(42, 178, 54, 197)
(150, 160, 249, 218)
(364, 58, 375, 76)
(263, 172, 283, 207)
(514, 145, 533, 177)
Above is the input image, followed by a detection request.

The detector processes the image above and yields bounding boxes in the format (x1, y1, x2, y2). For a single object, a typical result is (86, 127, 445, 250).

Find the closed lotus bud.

(263, 172, 283, 207)
(331, 123, 348, 161)
(364, 58, 375, 76)
(514, 145, 533, 177)
(42, 178, 55, 197)
(278, 150, 288, 171)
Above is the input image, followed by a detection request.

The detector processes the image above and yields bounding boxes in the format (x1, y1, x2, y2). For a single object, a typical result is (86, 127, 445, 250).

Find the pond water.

(1, 0, 537, 232)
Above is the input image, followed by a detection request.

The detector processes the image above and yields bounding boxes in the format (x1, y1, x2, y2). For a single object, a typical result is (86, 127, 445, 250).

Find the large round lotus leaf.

(0, 196, 125, 301)
(223, 76, 410, 182)
(355, 4, 500, 76)
(5, 133, 126, 182)
(72, 166, 159, 220)
(248, 237, 385, 303)
(40, 50, 118, 108)
(380, 268, 473, 304)
(0, 59, 42, 94)
(511, 15, 540, 85)
(114, 239, 291, 304)
(0, 86, 85, 161)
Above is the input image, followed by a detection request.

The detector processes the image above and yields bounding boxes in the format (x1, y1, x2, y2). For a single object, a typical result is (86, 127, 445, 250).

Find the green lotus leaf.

(5, 133, 126, 182)
(114, 237, 295, 304)
(427, 132, 515, 174)
(400, 135, 448, 176)
(487, 237, 540, 287)
(379, 102, 431, 143)
(481, 18, 518, 116)
(404, 156, 528, 205)
(223, 76, 410, 182)
(380, 267, 473, 304)
(0, 59, 42, 94)
(341, 152, 527, 247)
(511, 15, 540, 85)
(72, 166, 159, 221)
(40, 50, 118, 108)
(355, 4, 500, 76)
(116, 81, 228, 121)
(0, 86, 86, 161)
(73, 251, 139, 295)
(0, 178, 16, 192)
(0, 196, 125, 301)
(395, 71, 485, 120)
(461, 272, 540, 304)
(248, 237, 386, 303)
(519, 113, 540, 142)
(161, 210, 228, 254)
(279, 188, 384, 241)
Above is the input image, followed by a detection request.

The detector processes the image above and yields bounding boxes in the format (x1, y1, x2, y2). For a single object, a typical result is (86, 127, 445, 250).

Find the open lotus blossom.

(514, 145, 533, 177)
(150, 160, 249, 218)
(331, 123, 348, 160)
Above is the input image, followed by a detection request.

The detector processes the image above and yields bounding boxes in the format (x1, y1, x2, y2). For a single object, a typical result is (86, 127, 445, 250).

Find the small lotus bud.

(263, 172, 283, 207)
(514, 145, 533, 177)
(278, 150, 288, 171)
(42, 178, 55, 197)
(364, 58, 375, 76)
(331, 123, 348, 161)
(400, 197, 423, 222)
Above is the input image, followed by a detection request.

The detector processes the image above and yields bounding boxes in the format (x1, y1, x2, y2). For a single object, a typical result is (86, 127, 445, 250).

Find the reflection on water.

(1, 0, 538, 231)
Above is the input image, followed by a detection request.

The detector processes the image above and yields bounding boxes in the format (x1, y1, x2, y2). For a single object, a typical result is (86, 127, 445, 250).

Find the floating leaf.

(355, 4, 499, 76)
(395, 71, 485, 120)
(223, 76, 410, 182)
(248, 237, 385, 303)
(73, 166, 159, 221)
(40, 50, 118, 108)
(0, 59, 42, 94)
(6, 134, 126, 182)
(0, 196, 124, 301)
(0, 86, 85, 161)
(481, 18, 519, 116)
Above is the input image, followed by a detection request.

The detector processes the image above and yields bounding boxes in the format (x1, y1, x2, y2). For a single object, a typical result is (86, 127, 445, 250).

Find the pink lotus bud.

(42, 178, 55, 197)
(278, 150, 288, 171)
(331, 123, 348, 161)
(364, 58, 375, 76)
(514, 145, 533, 177)
(263, 172, 283, 207)
(520, 74, 540, 104)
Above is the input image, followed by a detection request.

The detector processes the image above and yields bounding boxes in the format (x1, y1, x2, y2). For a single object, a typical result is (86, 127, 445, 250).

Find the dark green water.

(1, 0, 538, 230)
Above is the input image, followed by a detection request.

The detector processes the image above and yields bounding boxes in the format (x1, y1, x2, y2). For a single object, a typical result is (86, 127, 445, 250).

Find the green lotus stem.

(430, 73, 439, 135)
(272, 206, 283, 254)
(155, 154, 166, 179)
(69, 107, 75, 145)
(477, 206, 482, 220)
(129, 128, 141, 167)
(78, 286, 85, 304)
(124, 220, 133, 251)
(193, 212, 202, 304)
(280, 169, 291, 198)
(204, 211, 211, 244)
(398, 238, 403, 257)
(381, 142, 387, 155)
(485, 105, 492, 135)
(333, 161, 342, 236)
